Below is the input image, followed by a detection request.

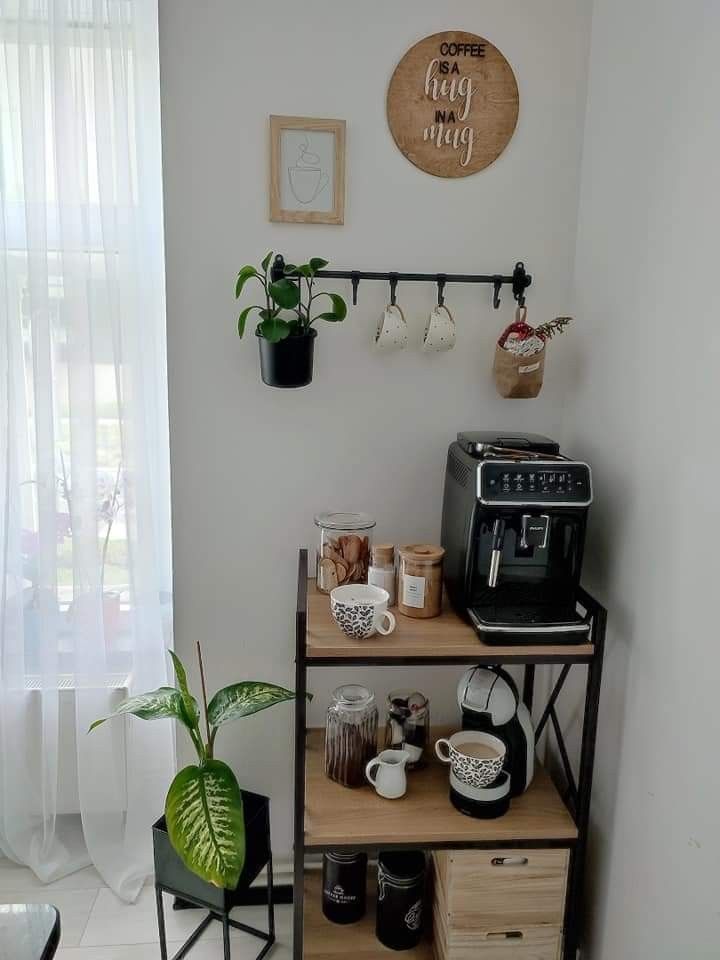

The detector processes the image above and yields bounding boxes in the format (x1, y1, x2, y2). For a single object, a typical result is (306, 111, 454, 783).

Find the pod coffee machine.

(441, 431, 592, 644)
(457, 666, 534, 798)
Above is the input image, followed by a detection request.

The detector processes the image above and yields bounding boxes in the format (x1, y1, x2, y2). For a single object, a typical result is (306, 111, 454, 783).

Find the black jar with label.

(376, 851, 426, 950)
(322, 851, 368, 924)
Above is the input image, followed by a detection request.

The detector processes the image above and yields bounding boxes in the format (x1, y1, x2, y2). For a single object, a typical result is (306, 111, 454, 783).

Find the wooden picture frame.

(269, 116, 345, 225)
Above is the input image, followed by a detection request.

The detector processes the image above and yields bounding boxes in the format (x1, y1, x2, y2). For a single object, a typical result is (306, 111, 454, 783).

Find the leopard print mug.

(330, 584, 396, 639)
(434, 731, 506, 789)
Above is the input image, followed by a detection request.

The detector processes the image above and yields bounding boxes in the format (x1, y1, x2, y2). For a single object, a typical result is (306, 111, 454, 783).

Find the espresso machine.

(441, 431, 592, 643)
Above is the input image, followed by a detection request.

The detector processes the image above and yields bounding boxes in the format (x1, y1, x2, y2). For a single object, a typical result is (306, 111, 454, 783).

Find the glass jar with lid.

(324, 684, 378, 788)
(384, 689, 430, 770)
(397, 544, 445, 618)
(315, 512, 376, 594)
(368, 544, 396, 605)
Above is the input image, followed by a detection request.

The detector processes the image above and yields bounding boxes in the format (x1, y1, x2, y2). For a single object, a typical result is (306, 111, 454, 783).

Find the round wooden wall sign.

(387, 31, 519, 178)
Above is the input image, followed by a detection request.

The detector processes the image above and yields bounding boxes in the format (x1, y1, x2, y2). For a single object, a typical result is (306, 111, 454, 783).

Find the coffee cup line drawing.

(288, 134, 329, 205)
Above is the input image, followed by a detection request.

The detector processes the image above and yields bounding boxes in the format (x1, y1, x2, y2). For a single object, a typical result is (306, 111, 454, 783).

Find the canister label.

(402, 575, 426, 608)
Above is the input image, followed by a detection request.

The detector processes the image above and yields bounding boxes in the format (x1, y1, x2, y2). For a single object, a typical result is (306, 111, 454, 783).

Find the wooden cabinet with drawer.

(432, 848, 569, 960)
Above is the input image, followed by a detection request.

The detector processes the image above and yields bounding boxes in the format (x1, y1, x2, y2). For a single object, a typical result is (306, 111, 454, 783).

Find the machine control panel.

(478, 461, 592, 505)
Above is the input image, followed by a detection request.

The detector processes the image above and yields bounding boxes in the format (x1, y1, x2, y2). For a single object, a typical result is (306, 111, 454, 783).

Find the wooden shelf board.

(305, 728, 578, 849)
(304, 871, 433, 960)
(306, 581, 594, 663)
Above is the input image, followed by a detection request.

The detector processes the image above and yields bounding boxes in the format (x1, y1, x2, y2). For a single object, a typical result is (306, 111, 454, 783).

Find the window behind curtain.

(0, 0, 172, 680)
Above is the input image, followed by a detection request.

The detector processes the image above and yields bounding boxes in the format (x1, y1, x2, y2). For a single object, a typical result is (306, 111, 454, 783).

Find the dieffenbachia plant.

(90, 645, 304, 888)
(235, 251, 347, 343)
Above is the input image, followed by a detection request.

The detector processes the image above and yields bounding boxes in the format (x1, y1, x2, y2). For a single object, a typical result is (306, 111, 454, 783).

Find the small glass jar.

(315, 512, 376, 594)
(376, 851, 426, 951)
(397, 544, 445, 618)
(385, 690, 430, 770)
(324, 684, 378, 788)
(368, 544, 396, 605)
(322, 850, 368, 924)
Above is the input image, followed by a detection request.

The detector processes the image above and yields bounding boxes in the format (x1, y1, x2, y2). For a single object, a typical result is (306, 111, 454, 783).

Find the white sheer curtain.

(0, 0, 174, 901)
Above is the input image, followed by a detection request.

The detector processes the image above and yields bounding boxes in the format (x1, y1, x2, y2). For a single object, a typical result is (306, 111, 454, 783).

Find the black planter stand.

(257, 328, 316, 388)
(153, 791, 275, 960)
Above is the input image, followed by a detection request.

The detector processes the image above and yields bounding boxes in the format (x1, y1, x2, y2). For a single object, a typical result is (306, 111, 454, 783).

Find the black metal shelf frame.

(292, 549, 605, 960)
(271, 255, 532, 309)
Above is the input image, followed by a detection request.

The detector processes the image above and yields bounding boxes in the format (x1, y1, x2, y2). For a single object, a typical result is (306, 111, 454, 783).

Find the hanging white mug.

(375, 304, 408, 351)
(365, 749, 410, 799)
(422, 303, 456, 352)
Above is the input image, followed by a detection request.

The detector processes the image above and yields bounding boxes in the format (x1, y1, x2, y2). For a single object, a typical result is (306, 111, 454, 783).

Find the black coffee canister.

(376, 851, 426, 950)
(322, 851, 368, 924)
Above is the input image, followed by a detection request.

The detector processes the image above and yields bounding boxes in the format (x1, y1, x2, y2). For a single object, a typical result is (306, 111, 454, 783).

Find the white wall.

(563, 1, 720, 956)
(158, 0, 592, 862)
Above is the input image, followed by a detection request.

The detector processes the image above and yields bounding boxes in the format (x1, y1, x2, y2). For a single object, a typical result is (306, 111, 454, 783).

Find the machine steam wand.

(488, 518, 506, 588)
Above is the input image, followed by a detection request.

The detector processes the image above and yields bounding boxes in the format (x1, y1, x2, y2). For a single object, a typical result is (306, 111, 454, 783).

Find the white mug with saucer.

(375, 304, 408, 351)
(422, 304, 456, 352)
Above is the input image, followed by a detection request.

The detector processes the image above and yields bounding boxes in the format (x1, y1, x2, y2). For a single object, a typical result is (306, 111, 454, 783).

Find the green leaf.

(208, 682, 297, 729)
(257, 315, 291, 343)
(165, 759, 245, 889)
(235, 266, 258, 299)
(296, 263, 313, 278)
(314, 293, 347, 322)
(261, 251, 273, 273)
(286, 317, 305, 336)
(283, 263, 299, 276)
(309, 257, 329, 274)
(168, 650, 200, 730)
(268, 278, 301, 309)
(238, 305, 262, 338)
(89, 687, 185, 732)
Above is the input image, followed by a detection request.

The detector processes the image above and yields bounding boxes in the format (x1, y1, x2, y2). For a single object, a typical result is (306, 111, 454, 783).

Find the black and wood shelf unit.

(292, 549, 606, 960)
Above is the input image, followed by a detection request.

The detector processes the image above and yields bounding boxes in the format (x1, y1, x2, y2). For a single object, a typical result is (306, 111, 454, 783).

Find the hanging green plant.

(235, 252, 347, 387)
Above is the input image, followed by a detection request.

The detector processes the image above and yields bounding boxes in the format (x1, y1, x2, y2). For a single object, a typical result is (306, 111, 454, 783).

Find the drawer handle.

(491, 856, 529, 867)
(485, 931, 524, 940)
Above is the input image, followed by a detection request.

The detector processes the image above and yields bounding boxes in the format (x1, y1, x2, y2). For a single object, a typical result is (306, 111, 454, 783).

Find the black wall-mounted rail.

(271, 254, 532, 309)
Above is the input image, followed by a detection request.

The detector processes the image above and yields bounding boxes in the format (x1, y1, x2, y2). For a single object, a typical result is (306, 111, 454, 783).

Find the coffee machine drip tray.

(467, 602, 591, 645)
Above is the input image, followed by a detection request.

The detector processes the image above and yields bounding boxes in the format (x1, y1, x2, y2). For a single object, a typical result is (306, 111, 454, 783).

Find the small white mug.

(330, 584, 396, 639)
(365, 749, 410, 799)
(375, 304, 408, 351)
(422, 304, 456, 352)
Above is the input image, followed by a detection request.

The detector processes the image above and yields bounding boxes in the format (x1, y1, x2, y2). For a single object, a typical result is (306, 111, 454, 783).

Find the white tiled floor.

(0, 859, 292, 960)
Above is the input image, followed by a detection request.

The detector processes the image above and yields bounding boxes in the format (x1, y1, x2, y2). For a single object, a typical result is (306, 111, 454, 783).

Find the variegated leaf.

(165, 760, 245, 889)
(89, 687, 185, 732)
(207, 681, 296, 729)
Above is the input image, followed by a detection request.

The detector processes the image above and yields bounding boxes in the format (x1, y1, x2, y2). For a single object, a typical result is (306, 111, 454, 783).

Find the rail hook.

(270, 254, 286, 284)
(389, 272, 398, 307)
(351, 271, 360, 306)
(492, 276, 503, 310)
(436, 274, 447, 307)
(512, 261, 532, 308)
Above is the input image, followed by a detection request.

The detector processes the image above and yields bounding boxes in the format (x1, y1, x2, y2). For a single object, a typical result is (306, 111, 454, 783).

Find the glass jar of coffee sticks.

(324, 685, 378, 788)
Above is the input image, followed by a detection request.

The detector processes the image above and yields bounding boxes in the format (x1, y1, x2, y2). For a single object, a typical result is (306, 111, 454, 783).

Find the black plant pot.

(257, 328, 316, 388)
(152, 790, 270, 912)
